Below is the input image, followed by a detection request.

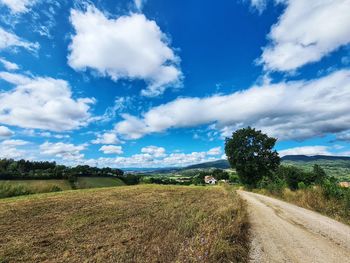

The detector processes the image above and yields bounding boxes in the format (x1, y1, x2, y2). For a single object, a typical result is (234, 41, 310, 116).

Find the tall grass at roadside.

(255, 185, 350, 225)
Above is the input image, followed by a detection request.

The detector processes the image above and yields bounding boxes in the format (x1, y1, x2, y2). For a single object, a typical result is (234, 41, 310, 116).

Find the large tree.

(225, 127, 280, 186)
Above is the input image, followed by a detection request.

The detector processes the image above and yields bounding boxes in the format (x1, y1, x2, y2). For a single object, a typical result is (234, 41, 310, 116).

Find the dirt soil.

(238, 190, 350, 263)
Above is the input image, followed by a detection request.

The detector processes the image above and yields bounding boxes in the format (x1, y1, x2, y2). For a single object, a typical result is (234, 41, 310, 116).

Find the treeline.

(141, 169, 239, 186)
(0, 158, 124, 180)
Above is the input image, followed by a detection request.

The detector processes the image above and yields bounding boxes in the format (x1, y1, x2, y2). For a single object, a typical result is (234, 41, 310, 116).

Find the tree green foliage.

(274, 165, 328, 190)
(211, 169, 229, 180)
(118, 174, 141, 185)
(0, 158, 124, 180)
(312, 164, 327, 184)
(225, 127, 280, 187)
(228, 173, 240, 184)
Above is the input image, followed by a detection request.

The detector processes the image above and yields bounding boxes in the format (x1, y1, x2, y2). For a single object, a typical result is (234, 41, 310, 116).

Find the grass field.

(0, 185, 249, 263)
(0, 177, 126, 198)
(75, 177, 125, 189)
(0, 179, 71, 190)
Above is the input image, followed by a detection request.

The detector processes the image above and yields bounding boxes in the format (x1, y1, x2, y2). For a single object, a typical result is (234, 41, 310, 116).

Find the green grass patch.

(75, 177, 125, 189)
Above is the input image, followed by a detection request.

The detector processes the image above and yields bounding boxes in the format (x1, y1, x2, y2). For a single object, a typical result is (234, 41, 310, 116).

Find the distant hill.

(281, 155, 350, 162)
(125, 155, 350, 174)
(182, 155, 350, 170)
(185, 159, 230, 169)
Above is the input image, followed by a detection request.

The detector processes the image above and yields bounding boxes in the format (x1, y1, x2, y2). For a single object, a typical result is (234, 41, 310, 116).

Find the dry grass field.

(0, 185, 249, 263)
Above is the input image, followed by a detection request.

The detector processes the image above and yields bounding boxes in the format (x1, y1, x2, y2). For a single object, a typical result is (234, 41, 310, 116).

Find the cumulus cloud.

(91, 132, 120, 144)
(0, 58, 19, 70)
(141, 145, 166, 158)
(68, 6, 182, 97)
(99, 145, 123, 155)
(259, 0, 350, 71)
(0, 139, 29, 159)
(40, 142, 86, 160)
(1, 139, 28, 146)
(278, 146, 331, 157)
(248, 0, 268, 13)
(0, 0, 36, 13)
(94, 150, 218, 168)
(0, 72, 95, 131)
(0, 125, 13, 138)
(207, 147, 222, 156)
(0, 27, 39, 52)
(115, 69, 350, 141)
(134, 0, 145, 10)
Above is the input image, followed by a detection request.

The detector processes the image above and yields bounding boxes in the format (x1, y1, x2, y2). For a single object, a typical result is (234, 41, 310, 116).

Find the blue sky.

(0, 0, 350, 167)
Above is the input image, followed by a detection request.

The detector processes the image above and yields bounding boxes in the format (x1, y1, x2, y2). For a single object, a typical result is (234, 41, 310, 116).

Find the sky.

(0, 0, 350, 168)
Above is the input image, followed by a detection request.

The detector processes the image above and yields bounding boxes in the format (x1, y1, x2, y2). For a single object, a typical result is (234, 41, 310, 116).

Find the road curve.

(238, 190, 350, 263)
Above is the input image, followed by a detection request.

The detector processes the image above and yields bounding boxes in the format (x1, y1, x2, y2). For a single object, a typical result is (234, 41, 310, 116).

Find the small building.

(339, 182, 350, 188)
(204, 176, 217, 185)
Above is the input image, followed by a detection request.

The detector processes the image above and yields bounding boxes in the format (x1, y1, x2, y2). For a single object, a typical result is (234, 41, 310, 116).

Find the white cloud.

(99, 145, 123, 154)
(68, 6, 182, 97)
(0, 72, 95, 131)
(115, 69, 350, 141)
(134, 0, 145, 10)
(0, 139, 29, 159)
(0, 58, 19, 70)
(40, 142, 86, 160)
(335, 131, 350, 142)
(141, 145, 166, 158)
(279, 146, 331, 157)
(207, 147, 222, 156)
(0, 27, 39, 52)
(1, 139, 28, 146)
(97, 96, 133, 123)
(91, 132, 120, 144)
(95, 150, 218, 168)
(0, 125, 13, 138)
(249, 0, 267, 13)
(260, 0, 350, 71)
(0, 0, 36, 13)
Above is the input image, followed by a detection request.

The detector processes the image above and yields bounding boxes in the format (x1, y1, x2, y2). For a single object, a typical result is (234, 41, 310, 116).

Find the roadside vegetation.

(254, 165, 350, 224)
(0, 185, 250, 263)
(225, 127, 350, 225)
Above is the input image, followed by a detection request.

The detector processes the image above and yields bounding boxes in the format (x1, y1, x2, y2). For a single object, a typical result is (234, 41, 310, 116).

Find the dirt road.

(238, 191, 350, 263)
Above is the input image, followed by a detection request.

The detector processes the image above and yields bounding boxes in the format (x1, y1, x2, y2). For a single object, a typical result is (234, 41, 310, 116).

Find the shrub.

(297, 182, 307, 190)
(344, 189, 350, 216)
(321, 178, 343, 199)
(229, 173, 240, 184)
(0, 183, 32, 198)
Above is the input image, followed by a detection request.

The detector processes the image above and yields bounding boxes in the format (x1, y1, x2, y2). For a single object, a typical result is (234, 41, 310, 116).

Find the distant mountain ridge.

(183, 155, 350, 170)
(125, 155, 350, 173)
(185, 159, 230, 169)
(281, 155, 350, 162)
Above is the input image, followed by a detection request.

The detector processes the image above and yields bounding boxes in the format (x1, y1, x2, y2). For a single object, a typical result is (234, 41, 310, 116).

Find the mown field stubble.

(0, 185, 249, 263)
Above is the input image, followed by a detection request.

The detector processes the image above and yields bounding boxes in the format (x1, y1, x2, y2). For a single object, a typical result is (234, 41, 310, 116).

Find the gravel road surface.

(238, 191, 350, 263)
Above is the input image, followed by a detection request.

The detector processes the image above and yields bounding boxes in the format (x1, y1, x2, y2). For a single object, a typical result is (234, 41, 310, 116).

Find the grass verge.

(255, 187, 350, 225)
(0, 185, 249, 263)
